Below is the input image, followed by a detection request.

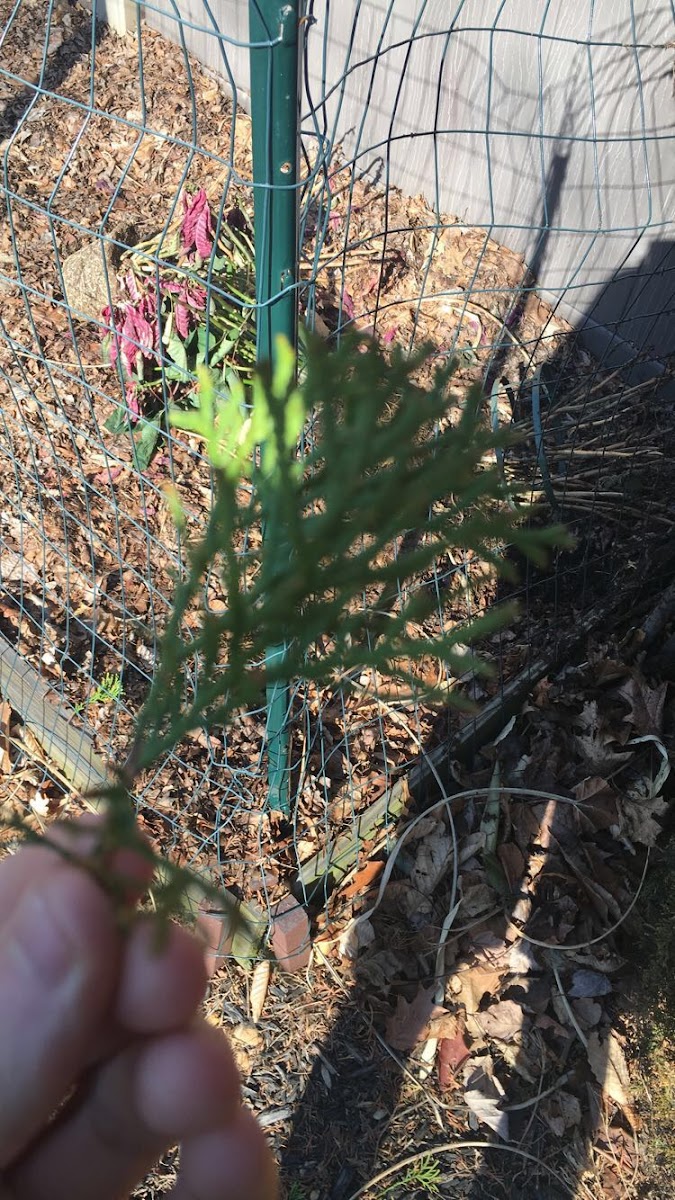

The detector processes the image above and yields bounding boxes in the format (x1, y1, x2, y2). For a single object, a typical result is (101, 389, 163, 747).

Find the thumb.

(0, 863, 120, 1166)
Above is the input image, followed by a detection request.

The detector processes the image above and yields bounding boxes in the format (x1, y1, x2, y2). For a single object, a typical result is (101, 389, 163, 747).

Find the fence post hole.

(248, 1, 300, 816)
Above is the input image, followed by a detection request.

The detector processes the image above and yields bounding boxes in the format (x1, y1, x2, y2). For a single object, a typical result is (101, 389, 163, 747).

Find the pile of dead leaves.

(323, 642, 672, 1197)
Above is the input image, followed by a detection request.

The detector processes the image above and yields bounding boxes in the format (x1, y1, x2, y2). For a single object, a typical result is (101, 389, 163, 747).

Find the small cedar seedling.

(8, 333, 568, 941)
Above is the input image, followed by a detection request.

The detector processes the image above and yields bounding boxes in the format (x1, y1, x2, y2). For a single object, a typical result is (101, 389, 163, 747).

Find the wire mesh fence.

(0, 0, 673, 947)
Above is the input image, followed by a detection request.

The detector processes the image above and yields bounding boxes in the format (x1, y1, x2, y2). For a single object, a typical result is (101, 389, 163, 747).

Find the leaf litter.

(0, 5, 673, 1197)
(323, 639, 673, 1197)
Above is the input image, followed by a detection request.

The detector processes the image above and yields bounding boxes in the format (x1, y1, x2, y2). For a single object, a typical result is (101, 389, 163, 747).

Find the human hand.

(0, 822, 278, 1200)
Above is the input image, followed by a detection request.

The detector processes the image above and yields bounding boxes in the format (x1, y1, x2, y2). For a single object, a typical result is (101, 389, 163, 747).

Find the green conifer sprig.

(16, 333, 568, 938)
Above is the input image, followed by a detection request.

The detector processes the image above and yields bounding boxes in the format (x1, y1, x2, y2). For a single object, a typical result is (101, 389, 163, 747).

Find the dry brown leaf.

(250, 959, 271, 1024)
(472, 999, 524, 1043)
(574, 701, 632, 773)
(0, 700, 11, 774)
(586, 1029, 631, 1110)
(385, 880, 433, 929)
(572, 997, 602, 1029)
(458, 881, 494, 920)
(385, 987, 444, 1050)
(615, 793, 668, 847)
(496, 842, 525, 890)
(573, 775, 613, 802)
(231, 1024, 265, 1051)
(410, 824, 452, 895)
(575, 732, 632, 774)
(449, 933, 510, 1015)
(541, 1091, 582, 1137)
(341, 860, 385, 901)
(295, 838, 316, 861)
(463, 1059, 510, 1141)
(450, 964, 506, 1016)
(618, 675, 667, 735)
(427, 1011, 466, 1040)
(437, 1023, 471, 1087)
(354, 948, 406, 994)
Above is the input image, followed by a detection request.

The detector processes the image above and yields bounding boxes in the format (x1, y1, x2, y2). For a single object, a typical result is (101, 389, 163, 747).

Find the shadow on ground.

(277, 227, 675, 1200)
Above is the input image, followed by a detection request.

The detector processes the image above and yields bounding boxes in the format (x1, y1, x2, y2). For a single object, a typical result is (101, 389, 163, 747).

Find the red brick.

(196, 906, 234, 976)
(271, 893, 311, 972)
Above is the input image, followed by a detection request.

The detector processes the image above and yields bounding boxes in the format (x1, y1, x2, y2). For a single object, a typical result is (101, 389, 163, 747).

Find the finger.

(46, 816, 155, 903)
(173, 1110, 279, 1200)
(75, 916, 209, 1076)
(8, 1022, 243, 1200)
(115, 917, 208, 1034)
(0, 818, 151, 931)
(0, 864, 119, 1166)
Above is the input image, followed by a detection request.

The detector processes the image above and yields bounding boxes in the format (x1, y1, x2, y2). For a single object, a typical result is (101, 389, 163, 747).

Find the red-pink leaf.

(438, 1031, 471, 1088)
(174, 302, 190, 339)
(194, 204, 213, 258)
(189, 283, 207, 311)
(342, 290, 355, 320)
(120, 310, 139, 374)
(125, 271, 141, 303)
(180, 188, 213, 256)
(125, 382, 140, 423)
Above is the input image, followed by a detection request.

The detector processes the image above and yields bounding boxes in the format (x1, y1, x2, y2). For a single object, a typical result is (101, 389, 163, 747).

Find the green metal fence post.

(249, 1, 300, 815)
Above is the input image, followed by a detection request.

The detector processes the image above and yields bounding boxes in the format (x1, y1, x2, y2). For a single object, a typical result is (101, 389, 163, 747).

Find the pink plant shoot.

(180, 188, 214, 259)
(126, 381, 140, 423)
(164, 280, 207, 339)
(103, 290, 158, 376)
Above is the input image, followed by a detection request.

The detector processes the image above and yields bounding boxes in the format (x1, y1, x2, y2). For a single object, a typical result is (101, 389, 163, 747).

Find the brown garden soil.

(1, 4, 675, 1198)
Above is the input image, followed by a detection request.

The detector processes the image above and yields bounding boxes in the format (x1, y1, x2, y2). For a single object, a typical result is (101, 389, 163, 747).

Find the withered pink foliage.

(163, 279, 207, 339)
(342, 289, 355, 320)
(126, 381, 140, 422)
(125, 270, 141, 303)
(180, 188, 214, 258)
(101, 230, 210, 424)
(103, 286, 162, 376)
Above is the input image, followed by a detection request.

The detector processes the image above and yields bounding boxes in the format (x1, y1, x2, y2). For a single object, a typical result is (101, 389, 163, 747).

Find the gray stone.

(60, 239, 120, 322)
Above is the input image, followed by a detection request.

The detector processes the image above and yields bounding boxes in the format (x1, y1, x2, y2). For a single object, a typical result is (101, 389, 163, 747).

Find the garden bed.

(1, 6, 675, 1197)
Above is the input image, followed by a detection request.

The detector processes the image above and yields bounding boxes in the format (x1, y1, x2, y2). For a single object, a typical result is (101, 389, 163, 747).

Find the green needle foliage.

(13, 333, 567, 939)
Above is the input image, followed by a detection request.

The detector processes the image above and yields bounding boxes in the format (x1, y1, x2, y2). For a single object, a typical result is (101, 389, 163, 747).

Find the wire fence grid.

(0, 0, 673, 931)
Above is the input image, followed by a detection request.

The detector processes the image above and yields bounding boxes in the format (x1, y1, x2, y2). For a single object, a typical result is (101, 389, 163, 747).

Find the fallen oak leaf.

(385, 986, 445, 1051)
(573, 775, 614, 803)
(574, 731, 632, 774)
(586, 1029, 633, 1115)
(428, 1010, 469, 1040)
(615, 791, 668, 848)
(471, 999, 524, 1043)
(574, 701, 632, 773)
(449, 933, 511, 1014)
(449, 963, 507, 1016)
(463, 1059, 510, 1141)
(618, 674, 667, 735)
